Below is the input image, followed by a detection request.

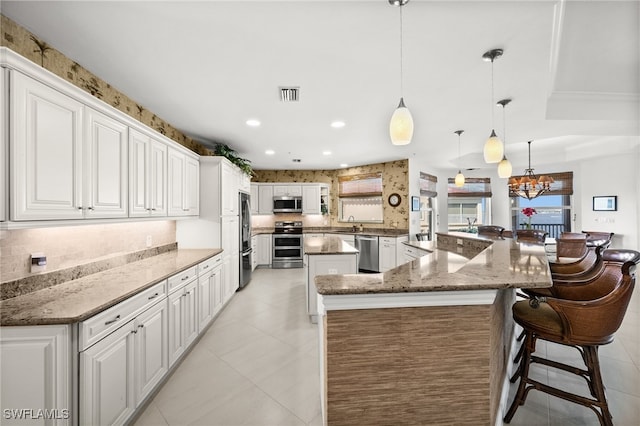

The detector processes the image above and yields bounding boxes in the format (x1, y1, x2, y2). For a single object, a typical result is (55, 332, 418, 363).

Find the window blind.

(447, 177, 492, 197)
(338, 172, 383, 197)
(419, 172, 438, 197)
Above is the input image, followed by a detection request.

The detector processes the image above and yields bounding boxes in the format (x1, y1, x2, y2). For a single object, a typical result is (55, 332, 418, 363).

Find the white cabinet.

(221, 160, 238, 215)
(250, 184, 259, 215)
(1, 68, 7, 222)
(80, 300, 168, 426)
(379, 237, 397, 272)
(1, 325, 72, 426)
(238, 171, 251, 193)
(403, 244, 429, 263)
(10, 70, 84, 220)
(167, 277, 198, 367)
(320, 184, 329, 215)
(337, 234, 355, 246)
(84, 107, 129, 218)
(273, 185, 302, 197)
(256, 234, 272, 266)
(302, 185, 321, 214)
(197, 255, 223, 331)
(305, 253, 358, 323)
(10, 72, 130, 221)
(168, 147, 199, 217)
(258, 184, 273, 214)
(129, 128, 168, 217)
(251, 235, 258, 271)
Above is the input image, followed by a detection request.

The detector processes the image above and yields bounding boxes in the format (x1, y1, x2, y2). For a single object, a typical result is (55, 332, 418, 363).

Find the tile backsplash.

(0, 221, 176, 283)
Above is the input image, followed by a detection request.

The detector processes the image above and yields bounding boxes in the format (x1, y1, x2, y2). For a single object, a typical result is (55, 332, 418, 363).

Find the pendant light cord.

(490, 59, 495, 128)
(399, 4, 404, 97)
(502, 102, 506, 152)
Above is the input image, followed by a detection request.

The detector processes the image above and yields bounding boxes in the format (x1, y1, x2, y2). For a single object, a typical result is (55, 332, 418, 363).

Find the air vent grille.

(279, 86, 300, 102)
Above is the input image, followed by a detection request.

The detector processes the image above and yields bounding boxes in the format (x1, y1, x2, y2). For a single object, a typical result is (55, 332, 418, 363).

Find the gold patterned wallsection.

(0, 14, 209, 155)
(324, 294, 513, 425)
(253, 159, 409, 230)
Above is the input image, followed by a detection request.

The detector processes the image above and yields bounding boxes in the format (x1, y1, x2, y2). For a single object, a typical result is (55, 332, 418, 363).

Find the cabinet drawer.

(198, 255, 222, 276)
(168, 266, 197, 292)
(79, 280, 166, 350)
(380, 237, 396, 245)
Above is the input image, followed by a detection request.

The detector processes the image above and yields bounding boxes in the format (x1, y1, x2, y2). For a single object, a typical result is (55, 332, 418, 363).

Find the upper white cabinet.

(168, 147, 199, 217)
(221, 160, 238, 215)
(84, 107, 128, 218)
(129, 128, 168, 217)
(10, 70, 85, 220)
(250, 184, 259, 215)
(302, 185, 321, 214)
(238, 171, 251, 193)
(3, 49, 200, 225)
(273, 185, 302, 197)
(257, 184, 273, 215)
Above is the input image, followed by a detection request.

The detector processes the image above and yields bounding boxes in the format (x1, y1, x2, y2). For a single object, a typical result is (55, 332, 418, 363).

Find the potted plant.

(213, 143, 253, 176)
(521, 207, 537, 229)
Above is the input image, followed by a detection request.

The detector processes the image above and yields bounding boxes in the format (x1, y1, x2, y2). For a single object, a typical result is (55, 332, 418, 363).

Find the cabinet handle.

(183, 208, 189, 212)
(151, 208, 157, 211)
(104, 315, 121, 325)
(138, 324, 144, 329)
(77, 207, 83, 210)
(147, 292, 159, 300)
(131, 329, 137, 334)
(181, 275, 190, 281)
(146, 208, 152, 211)
(202, 265, 209, 270)
(87, 207, 94, 211)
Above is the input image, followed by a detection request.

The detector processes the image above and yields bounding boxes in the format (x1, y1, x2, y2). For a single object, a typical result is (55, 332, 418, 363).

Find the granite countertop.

(315, 236, 551, 295)
(0, 248, 222, 326)
(304, 235, 359, 255)
(306, 227, 409, 237)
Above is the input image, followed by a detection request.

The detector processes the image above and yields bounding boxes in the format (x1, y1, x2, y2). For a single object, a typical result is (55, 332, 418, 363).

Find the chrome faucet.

(347, 216, 356, 232)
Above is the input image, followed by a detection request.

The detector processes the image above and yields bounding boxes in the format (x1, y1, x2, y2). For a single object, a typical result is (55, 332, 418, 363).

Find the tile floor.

(134, 267, 640, 426)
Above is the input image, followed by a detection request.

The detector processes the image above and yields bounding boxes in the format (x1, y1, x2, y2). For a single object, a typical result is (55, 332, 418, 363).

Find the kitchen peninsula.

(314, 233, 552, 425)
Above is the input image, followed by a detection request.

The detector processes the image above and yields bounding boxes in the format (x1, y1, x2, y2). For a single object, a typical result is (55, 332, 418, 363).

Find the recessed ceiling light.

(322, 151, 332, 156)
(330, 121, 346, 128)
(246, 119, 261, 127)
(340, 163, 348, 168)
(265, 149, 275, 155)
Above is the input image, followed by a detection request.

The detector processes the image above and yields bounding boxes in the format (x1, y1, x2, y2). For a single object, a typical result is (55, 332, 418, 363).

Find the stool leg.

(584, 346, 613, 426)
(505, 331, 536, 423)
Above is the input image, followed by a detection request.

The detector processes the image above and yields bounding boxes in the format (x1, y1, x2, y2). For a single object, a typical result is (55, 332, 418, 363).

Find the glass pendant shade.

(497, 156, 512, 178)
(483, 129, 503, 163)
(389, 98, 413, 145)
(455, 171, 465, 187)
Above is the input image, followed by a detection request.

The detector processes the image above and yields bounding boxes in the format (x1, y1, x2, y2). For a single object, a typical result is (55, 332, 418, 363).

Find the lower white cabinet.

(167, 278, 198, 367)
(379, 235, 410, 271)
(256, 234, 272, 266)
(197, 257, 223, 332)
(80, 299, 168, 426)
(0, 325, 72, 426)
(251, 236, 258, 271)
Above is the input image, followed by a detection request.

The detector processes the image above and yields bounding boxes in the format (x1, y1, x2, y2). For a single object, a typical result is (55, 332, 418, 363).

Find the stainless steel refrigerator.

(239, 192, 252, 288)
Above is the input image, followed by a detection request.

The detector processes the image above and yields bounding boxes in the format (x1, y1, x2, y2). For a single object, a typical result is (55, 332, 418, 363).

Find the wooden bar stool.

(505, 250, 640, 426)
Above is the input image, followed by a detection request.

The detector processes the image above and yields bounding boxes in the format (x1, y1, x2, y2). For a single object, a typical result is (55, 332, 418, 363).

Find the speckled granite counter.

(306, 227, 409, 237)
(316, 233, 552, 425)
(315, 236, 550, 295)
(0, 248, 222, 326)
(304, 235, 359, 255)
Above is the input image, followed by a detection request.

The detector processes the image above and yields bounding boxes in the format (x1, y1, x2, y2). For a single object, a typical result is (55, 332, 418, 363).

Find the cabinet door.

(183, 280, 199, 348)
(167, 290, 184, 366)
(128, 129, 150, 217)
(257, 234, 272, 265)
(198, 269, 214, 331)
(1, 325, 71, 426)
(221, 215, 240, 257)
(149, 139, 168, 216)
(212, 265, 224, 314)
(0, 69, 6, 222)
(221, 161, 237, 215)
(80, 321, 135, 426)
(378, 239, 397, 272)
(258, 185, 273, 214)
(134, 301, 168, 405)
(302, 185, 320, 214)
(251, 236, 258, 270)
(167, 148, 186, 216)
(85, 108, 128, 218)
(184, 156, 199, 216)
(250, 184, 259, 215)
(10, 71, 84, 220)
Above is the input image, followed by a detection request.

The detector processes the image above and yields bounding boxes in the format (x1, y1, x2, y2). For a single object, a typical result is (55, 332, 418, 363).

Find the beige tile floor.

(134, 267, 640, 426)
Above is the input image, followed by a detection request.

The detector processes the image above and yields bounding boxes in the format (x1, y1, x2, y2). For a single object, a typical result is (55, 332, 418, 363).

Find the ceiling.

(2, 0, 639, 172)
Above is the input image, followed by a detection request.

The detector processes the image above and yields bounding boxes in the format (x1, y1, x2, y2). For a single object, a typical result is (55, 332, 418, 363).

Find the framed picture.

(593, 196, 617, 211)
(411, 196, 420, 212)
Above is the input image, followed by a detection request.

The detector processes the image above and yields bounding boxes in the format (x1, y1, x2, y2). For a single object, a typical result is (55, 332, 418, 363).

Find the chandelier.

(508, 141, 554, 200)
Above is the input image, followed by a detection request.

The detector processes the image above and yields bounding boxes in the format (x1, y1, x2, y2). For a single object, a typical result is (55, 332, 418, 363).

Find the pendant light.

(454, 130, 465, 187)
(497, 98, 513, 178)
(389, 0, 413, 145)
(482, 49, 504, 163)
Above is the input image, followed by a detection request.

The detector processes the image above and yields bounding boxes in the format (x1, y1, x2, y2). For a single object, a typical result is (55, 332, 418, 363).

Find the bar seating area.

(504, 249, 640, 426)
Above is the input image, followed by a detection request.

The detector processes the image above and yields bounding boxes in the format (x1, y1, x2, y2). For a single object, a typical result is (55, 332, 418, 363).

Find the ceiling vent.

(279, 86, 300, 102)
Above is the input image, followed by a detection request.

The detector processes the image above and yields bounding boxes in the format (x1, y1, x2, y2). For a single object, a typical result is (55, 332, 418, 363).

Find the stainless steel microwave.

(273, 196, 302, 213)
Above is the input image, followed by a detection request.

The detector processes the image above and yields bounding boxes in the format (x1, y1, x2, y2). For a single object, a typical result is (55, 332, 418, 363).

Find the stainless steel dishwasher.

(354, 234, 379, 272)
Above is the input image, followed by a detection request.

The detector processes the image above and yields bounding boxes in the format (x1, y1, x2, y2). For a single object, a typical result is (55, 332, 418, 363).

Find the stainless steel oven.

(272, 221, 303, 268)
(273, 196, 302, 213)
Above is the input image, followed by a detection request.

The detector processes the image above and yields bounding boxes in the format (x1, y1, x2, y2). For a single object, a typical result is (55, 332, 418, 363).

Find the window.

(419, 172, 438, 240)
(509, 172, 573, 239)
(447, 177, 492, 232)
(338, 173, 383, 223)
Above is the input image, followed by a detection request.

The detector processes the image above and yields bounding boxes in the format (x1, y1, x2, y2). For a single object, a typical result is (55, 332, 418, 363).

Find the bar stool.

(514, 229, 548, 244)
(505, 250, 640, 426)
(477, 225, 505, 237)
